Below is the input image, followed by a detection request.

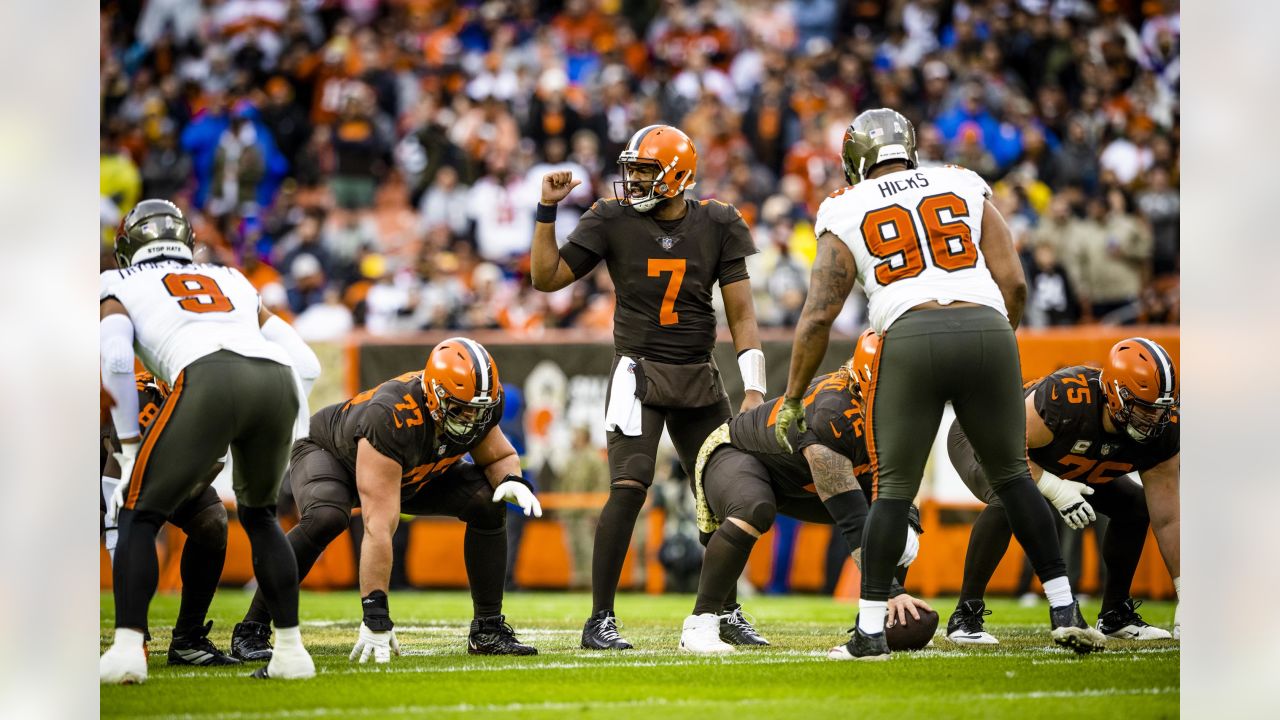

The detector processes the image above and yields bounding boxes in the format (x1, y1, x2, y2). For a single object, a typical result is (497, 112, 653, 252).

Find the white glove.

(106, 442, 140, 526)
(349, 622, 400, 664)
(1037, 474, 1096, 530)
(492, 479, 543, 518)
(898, 525, 920, 567)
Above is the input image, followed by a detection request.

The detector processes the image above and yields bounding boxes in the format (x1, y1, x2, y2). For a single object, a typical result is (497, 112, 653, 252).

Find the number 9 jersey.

(99, 260, 292, 385)
(815, 164, 1007, 333)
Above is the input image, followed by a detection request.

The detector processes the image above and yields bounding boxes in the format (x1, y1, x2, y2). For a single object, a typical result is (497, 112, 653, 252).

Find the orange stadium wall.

(101, 326, 1177, 599)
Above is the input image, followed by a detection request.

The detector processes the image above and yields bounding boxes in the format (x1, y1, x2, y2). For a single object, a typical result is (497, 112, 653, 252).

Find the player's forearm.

(784, 310, 832, 399)
(358, 517, 398, 596)
(1002, 281, 1026, 330)
(483, 451, 524, 489)
(1152, 517, 1179, 579)
(530, 220, 561, 291)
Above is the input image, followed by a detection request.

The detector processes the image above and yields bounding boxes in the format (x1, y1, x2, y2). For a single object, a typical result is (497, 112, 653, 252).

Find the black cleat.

(468, 615, 538, 655)
(168, 621, 242, 666)
(1096, 598, 1173, 640)
(828, 617, 891, 661)
(719, 604, 769, 646)
(1050, 601, 1107, 654)
(581, 610, 633, 650)
(230, 621, 274, 662)
(946, 599, 998, 645)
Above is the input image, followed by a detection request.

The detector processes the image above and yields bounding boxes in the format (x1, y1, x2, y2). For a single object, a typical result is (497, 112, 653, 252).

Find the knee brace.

(298, 504, 352, 546)
(237, 505, 278, 532)
(459, 486, 507, 530)
(730, 498, 776, 536)
(616, 454, 656, 487)
(184, 503, 228, 550)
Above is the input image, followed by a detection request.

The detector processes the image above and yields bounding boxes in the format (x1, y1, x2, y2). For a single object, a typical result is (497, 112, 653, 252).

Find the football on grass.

(886, 608, 939, 651)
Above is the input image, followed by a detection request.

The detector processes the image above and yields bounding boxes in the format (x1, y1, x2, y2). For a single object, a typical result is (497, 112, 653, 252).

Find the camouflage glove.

(773, 397, 806, 453)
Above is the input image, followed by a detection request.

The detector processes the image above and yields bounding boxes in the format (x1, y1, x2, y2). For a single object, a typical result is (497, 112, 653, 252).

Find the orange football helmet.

(1100, 337, 1178, 442)
(845, 328, 881, 402)
(615, 124, 698, 212)
(422, 337, 503, 444)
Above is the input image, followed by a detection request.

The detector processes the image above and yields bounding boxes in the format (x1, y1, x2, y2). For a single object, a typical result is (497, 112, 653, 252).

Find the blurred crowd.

(100, 0, 1181, 338)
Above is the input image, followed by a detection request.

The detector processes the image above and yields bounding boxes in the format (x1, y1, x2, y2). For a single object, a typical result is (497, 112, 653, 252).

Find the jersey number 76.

(860, 192, 979, 286)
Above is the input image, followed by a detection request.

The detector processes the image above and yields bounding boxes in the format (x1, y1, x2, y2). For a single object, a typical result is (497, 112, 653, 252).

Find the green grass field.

(101, 590, 1178, 719)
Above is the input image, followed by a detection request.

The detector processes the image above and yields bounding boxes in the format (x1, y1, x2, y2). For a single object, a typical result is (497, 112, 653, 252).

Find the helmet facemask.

(427, 377, 499, 445)
(615, 157, 668, 213)
(1109, 381, 1176, 443)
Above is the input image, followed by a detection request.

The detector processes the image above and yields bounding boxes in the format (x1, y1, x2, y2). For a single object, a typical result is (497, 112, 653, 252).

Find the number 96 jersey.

(815, 164, 1007, 333)
(100, 260, 291, 385)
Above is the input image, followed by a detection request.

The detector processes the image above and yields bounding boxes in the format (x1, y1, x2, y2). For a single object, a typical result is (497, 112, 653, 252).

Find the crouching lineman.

(680, 331, 932, 654)
(231, 338, 542, 662)
(100, 200, 316, 683)
(945, 337, 1180, 644)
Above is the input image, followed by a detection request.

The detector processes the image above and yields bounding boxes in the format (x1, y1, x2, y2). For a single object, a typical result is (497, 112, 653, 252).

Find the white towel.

(604, 356, 643, 436)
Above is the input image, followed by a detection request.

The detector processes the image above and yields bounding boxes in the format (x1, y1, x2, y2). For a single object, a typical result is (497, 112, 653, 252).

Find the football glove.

(492, 477, 543, 518)
(773, 397, 806, 453)
(1036, 473, 1096, 530)
(106, 442, 140, 525)
(350, 622, 399, 664)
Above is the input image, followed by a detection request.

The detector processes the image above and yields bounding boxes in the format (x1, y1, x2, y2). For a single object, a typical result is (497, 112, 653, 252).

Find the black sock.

(243, 516, 340, 625)
(958, 504, 1014, 604)
(465, 524, 507, 618)
(174, 534, 226, 637)
(114, 509, 166, 632)
(823, 490, 869, 554)
(693, 523, 758, 615)
(701, 529, 741, 611)
(991, 475, 1067, 584)
(1100, 518, 1148, 614)
(861, 498, 910, 601)
(238, 506, 300, 628)
(591, 484, 647, 614)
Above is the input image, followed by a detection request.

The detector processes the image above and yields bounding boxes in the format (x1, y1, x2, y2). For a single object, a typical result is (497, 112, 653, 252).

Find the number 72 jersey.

(100, 260, 292, 385)
(815, 164, 1008, 333)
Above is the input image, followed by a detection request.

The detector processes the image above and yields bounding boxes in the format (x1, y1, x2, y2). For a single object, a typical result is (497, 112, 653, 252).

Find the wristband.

(361, 590, 394, 631)
(535, 203, 558, 224)
(889, 579, 906, 598)
(737, 348, 766, 395)
(502, 474, 535, 492)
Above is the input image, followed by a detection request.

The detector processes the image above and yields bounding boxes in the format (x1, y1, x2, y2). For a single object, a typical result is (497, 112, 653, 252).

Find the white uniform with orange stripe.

(814, 165, 1007, 333)
(99, 260, 292, 385)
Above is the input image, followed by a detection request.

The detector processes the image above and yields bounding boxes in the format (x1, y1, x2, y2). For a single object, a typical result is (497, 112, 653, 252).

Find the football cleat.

(946, 599, 999, 645)
(1049, 601, 1108, 654)
(680, 613, 735, 654)
(468, 615, 538, 655)
(231, 621, 274, 662)
(168, 621, 242, 666)
(828, 617, 891, 661)
(719, 604, 769, 646)
(581, 610, 633, 650)
(100, 642, 148, 684)
(1096, 598, 1173, 640)
(250, 643, 315, 680)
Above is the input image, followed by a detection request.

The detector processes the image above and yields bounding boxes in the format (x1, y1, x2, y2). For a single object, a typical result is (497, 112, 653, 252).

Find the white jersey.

(814, 165, 1007, 333)
(100, 260, 292, 384)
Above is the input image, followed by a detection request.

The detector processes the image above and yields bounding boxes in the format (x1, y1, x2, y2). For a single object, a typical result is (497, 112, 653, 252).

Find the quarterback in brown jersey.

(945, 337, 1180, 643)
(230, 338, 542, 663)
(680, 331, 932, 653)
(530, 124, 766, 650)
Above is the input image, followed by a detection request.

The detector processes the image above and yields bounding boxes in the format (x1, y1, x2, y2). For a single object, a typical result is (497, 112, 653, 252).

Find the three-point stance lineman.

(775, 109, 1106, 659)
(530, 124, 767, 650)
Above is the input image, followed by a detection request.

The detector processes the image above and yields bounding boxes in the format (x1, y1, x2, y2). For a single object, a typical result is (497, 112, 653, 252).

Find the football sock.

(174, 520, 227, 637)
(239, 505, 301, 629)
(823, 489, 869, 554)
(465, 524, 507, 618)
(1100, 517, 1149, 614)
(991, 474, 1068, 585)
(1043, 576, 1073, 608)
(114, 627, 146, 650)
(242, 515, 336, 625)
(857, 600, 888, 635)
(861, 498, 911, 602)
(274, 625, 303, 650)
(692, 522, 757, 615)
(113, 508, 166, 632)
(591, 484, 648, 614)
(102, 476, 120, 561)
(958, 505, 1014, 604)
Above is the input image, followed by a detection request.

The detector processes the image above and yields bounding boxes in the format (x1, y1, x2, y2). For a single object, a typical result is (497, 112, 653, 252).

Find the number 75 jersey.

(100, 260, 292, 385)
(815, 164, 1007, 333)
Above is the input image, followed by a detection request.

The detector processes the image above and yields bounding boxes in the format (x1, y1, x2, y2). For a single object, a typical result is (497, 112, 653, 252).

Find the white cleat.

(253, 644, 316, 680)
(1098, 621, 1173, 641)
(947, 629, 999, 645)
(679, 613, 735, 654)
(1096, 599, 1172, 641)
(100, 643, 148, 685)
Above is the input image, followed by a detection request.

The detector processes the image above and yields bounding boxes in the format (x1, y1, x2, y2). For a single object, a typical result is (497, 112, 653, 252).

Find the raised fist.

(541, 171, 582, 205)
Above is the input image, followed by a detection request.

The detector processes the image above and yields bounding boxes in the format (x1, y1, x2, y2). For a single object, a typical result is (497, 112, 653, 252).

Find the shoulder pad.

(588, 198, 625, 219)
(99, 270, 125, 302)
(701, 198, 744, 224)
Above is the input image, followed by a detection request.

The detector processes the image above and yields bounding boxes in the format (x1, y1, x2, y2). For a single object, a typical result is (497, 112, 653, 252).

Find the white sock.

(1044, 577, 1073, 608)
(274, 625, 303, 649)
(1173, 576, 1180, 602)
(857, 600, 887, 635)
(114, 627, 145, 650)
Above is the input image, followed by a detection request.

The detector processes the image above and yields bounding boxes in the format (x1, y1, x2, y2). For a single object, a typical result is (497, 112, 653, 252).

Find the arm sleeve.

(717, 257, 749, 287)
(559, 242, 602, 279)
(354, 404, 408, 470)
(101, 314, 141, 439)
(1031, 378, 1065, 434)
(261, 314, 321, 386)
(719, 206, 757, 262)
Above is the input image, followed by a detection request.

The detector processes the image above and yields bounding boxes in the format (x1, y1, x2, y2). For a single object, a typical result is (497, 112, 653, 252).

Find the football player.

(100, 200, 317, 683)
(945, 337, 1180, 643)
(530, 124, 766, 650)
(680, 331, 932, 653)
(776, 109, 1105, 659)
(230, 338, 542, 663)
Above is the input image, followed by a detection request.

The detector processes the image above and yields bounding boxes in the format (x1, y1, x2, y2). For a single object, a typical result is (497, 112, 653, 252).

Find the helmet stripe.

(455, 337, 492, 398)
(1132, 337, 1175, 401)
(627, 125, 662, 152)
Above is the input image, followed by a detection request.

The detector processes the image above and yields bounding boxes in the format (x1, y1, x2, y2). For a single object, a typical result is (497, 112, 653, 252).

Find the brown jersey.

(726, 371, 873, 498)
(1028, 365, 1179, 484)
(563, 198, 757, 364)
(308, 371, 505, 499)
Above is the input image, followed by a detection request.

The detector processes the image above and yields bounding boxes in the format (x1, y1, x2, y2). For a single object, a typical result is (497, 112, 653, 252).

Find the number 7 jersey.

(100, 260, 292, 385)
(815, 164, 1007, 333)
